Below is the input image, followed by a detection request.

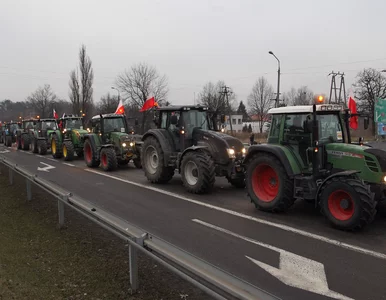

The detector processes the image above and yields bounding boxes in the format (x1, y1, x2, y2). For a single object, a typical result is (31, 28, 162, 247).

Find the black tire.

(37, 140, 47, 155)
(51, 135, 62, 158)
(227, 176, 246, 188)
(319, 176, 376, 231)
(30, 138, 38, 153)
(141, 136, 174, 183)
(76, 150, 84, 158)
(63, 141, 75, 161)
(16, 135, 21, 149)
(84, 139, 100, 168)
(180, 150, 216, 194)
(245, 153, 294, 212)
(100, 147, 117, 171)
(133, 157, 142, 169)
(5, 136, 12, 147)
(117, 159, 129, 166)
(21, 134, 30, 150)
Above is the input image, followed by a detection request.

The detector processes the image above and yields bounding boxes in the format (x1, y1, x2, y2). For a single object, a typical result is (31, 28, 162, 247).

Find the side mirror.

(135, 119, 139, 126)
(220, 114, 226, 123)
(364, 117, 369, 130)
(170, 115, 178, 125)
(304, 119, 313, 133)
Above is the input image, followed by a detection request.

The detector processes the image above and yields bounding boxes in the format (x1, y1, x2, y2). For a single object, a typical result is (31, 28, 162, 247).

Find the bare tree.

(79, 45, 94, 115)
(353, 68, 386, 119)
(198, 81, 236, 115)
(68, 69, 80, 114)
(26, 84, 58, 118)
(294, 86, 314, 105)
(96, 92, 119, 114)
(248, 77, 274, 133)
(283, 87, 297, 106)
(115, 62, 169, 132)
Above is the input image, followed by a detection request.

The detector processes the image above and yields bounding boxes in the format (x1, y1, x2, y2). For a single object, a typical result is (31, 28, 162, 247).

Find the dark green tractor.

(83, 113, 142, 171)
(140, 105, 246, 194)
(2, 122, 21, 147)
(29, 118, 58, 154)
(15, 118, 37, 150)
(50, 115, 87, 160)
(244, 103, 384, 231)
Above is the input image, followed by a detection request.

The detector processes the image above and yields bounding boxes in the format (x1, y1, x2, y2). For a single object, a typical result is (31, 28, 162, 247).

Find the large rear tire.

(51, 135, 62, 158)
(141, 136, 174, 183)
(84, 139, 100, 168)
(100, 147, 117, 171)
(63, 141, 75, 161)
(181, 150, 215, 194)
(319, 177, 376, 231)
(245, 153, 294, 212)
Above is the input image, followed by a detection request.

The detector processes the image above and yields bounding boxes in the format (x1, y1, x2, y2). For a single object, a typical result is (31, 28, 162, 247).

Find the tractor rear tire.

(181, 150, 216, 194)
(5, 136, 12, 147)
(21, 134, 30, 150)
(133, 157, 142, 169)
(30, 138, 38, 153)
(100, 147, 117, 171)
(84, 139, 100, 168)
(51, 135, 62, 158)
(319, 177, 376, 231)
(37, 140, 47, 155)
(63, 141, 75, 161)
(141, 136, 174, 184)
(245, 153, 294, 212)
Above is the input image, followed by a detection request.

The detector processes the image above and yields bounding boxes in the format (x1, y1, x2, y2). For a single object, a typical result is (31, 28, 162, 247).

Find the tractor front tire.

(84, 139, 100, 168)
(141, 136, 174, 183)
(319, 177, 376, 231)
(30, 138, 38, 153)
(63, 141, 75, 161)
(227, 176, 246, 188)
(5, 136, 12, 147)
(100, 147, 117, 171)
(245, 153, 294, 212)
(181, 150, 215, 194)
(37, 140, 47, 155)
(51, 135, 63, 158)
(133, 157, 142, 169)
(21, 134, 30, 150)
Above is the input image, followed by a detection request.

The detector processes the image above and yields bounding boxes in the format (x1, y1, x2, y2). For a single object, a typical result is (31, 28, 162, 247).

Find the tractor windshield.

(24, 121, 34, 129)
(183, 110, 212, 135)
(317, 113, 344, 143)
(65, 118, 83, 129)
(42, 121, 57, 130)
(103, 117, 126, 133)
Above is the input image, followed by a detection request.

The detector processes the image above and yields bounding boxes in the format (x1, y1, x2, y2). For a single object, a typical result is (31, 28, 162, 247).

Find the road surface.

(0, 143, 385, 300)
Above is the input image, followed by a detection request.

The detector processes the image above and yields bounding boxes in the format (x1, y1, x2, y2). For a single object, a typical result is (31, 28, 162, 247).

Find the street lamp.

(111, 87, 120, 100)
(269, 51, 281, 108)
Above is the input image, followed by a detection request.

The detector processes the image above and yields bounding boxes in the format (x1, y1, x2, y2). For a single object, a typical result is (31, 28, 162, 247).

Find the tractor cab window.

(317, 114, 344, 143)
(65, 119, 83, 130)
(42, 121, 57, 130)
(24, 121, 34, 129)
(182, 110, 209, 138)
(103, 117, 126, 133)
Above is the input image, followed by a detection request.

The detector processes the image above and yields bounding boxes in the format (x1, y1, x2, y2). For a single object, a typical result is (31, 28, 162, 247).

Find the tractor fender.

(315, 170, 360, 207)
(243, 144, 295, 177)
(177, 145, 208, 171)
(100, 144, 115, 149)
(142, 130, 175, 166)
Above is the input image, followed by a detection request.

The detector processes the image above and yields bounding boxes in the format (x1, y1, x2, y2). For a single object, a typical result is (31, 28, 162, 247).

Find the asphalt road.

(1, 143, 385, 300)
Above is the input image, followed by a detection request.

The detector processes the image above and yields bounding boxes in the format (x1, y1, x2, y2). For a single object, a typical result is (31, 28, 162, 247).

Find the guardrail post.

(129, 233, 148, 293)
(26, 178, 32, 201)
(9, 168, 13, 185)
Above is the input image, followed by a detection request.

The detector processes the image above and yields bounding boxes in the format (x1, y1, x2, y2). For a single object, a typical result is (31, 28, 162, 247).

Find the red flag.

(140, 97, 158, 112)
(348, 97, 358, 130)
(115, 99, 125, 115)
(53, 109, 58, 119)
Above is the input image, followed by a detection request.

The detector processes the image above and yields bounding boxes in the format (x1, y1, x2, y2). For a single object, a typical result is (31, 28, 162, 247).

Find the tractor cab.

(36, 118, 58, 137)
(90, 113, 129, 143)
(59, 115, 84, 132)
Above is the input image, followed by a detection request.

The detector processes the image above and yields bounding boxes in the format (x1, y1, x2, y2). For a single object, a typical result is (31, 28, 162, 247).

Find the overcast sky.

(1, 0, 386, 107)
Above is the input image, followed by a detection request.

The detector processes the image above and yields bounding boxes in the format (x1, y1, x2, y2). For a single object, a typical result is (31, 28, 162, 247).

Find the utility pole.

(269, 51, 281, 108)
(328, 71, 346, 106)
(220, 86, 233, 135)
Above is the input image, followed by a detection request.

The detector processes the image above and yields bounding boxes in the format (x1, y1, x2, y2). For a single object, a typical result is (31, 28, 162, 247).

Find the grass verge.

(0, 171, 213, 300)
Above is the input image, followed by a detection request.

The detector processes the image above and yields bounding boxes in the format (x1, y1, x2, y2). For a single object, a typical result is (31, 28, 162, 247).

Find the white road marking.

(0, 150, 10, 154)
(37, 155, 44, 158)
(84, 168, 386, 261)
(37, 162, 55, 172)
(193, 219, 353, 299)
(63, 163, 75, 167)
(25, 151, 32, 154)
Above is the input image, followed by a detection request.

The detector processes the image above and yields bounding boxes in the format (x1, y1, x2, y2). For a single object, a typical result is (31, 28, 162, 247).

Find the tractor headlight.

(129, 142, 134, 147)
(383, 176, 386, 182)
(241, 148, 246, 155)
(227, 148, 236, 158)
(122, 143, 127, 147)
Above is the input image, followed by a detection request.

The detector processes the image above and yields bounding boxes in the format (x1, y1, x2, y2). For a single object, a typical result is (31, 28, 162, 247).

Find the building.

(224, 114, 243, 133)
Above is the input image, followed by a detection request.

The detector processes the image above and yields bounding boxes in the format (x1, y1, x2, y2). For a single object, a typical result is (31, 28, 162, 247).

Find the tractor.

(50, 115, 87, 160)
(83, 113, 142, 171)
(2, 122, 21, 147)
(0, 123, 4, 144)
(29, 118, 58, 154)
(140, 105, 246, 194)
(15, 118, 37, 150)
(243, 103, 385, 231)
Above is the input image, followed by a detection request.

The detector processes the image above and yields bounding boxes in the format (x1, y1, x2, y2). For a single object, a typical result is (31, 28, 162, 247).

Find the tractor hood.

(71, 128, 88, 136)
(194, 128, 244, 152)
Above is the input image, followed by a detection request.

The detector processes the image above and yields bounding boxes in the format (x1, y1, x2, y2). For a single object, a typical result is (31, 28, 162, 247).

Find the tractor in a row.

(243, 103, 384, 231)
(1, 121, 20, 147)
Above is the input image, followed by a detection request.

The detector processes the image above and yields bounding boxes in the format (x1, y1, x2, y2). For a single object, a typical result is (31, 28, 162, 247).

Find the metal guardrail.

(0, 155, 279, 300)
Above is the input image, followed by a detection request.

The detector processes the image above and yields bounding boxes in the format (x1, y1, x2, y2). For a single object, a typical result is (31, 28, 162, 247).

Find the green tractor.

(2, 122, 21, 147)
(15, 118, 37, 150)
(50, 115, 88, 160)
(83, 113, 142, 171)
(29, 118, 58, 154)
(244, 103, 384, 231)
(140, 105, 246, 194)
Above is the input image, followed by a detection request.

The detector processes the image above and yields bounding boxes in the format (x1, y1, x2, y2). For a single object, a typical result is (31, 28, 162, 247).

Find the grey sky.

(1, 0, 386, 108)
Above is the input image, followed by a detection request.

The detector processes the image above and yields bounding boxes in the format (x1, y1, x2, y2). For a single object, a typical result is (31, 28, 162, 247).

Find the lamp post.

(269, 51, 281, 108)
(111, 86, 120, 101)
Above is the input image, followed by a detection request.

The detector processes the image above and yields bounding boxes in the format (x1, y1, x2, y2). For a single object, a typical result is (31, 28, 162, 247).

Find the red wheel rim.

(85, 144, 92, 162)
(328, 190, 354, 221)
(101, 153, 107, 166)
(251, 164, 279, 202)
